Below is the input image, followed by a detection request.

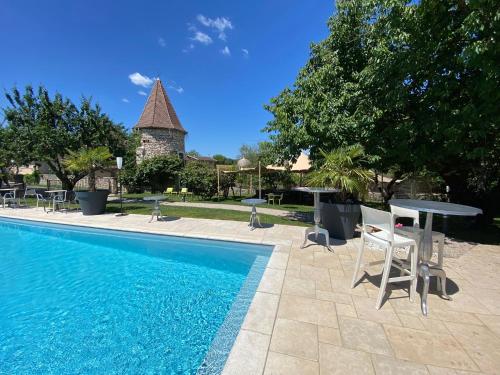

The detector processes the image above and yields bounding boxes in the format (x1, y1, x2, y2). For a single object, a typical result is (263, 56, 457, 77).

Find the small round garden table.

(389, 199, 482, 315)
(294, 187, 339, 251)
(143, 195, 167, 222)
(241, 198, 267, 230)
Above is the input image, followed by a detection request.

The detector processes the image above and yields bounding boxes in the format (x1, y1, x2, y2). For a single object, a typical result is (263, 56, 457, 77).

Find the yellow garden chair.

(164, 187, 177, 195)
(180, 188, 193, 201)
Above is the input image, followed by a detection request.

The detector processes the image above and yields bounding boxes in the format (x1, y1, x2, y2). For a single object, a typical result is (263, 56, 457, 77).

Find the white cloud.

(138, 90, 147, 96)
(242, 48, 249, 57)
(128, 72, 154, 87)
(121, 98, 130, 103)
(191, 31, 212, 45)
(197, 15, 233, 40)
(167, 82, 184, 94)
(221, 46, 231, 56)
(182, 43, 195, 53)
(197, 14, 211, 26)
(158, 37, 166, 47)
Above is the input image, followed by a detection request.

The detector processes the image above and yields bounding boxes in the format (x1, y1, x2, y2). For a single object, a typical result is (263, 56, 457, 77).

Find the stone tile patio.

(1, 207, 500, 374)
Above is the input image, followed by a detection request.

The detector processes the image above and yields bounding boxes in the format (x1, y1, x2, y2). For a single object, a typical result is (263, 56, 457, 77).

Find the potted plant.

(307, 144, 374, 239)
(64, 146, 113, 215)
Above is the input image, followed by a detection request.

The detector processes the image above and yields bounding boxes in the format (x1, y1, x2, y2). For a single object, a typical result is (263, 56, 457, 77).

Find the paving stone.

(278, 294, 338, 328)
(339, 316, 393, 356)
(445, 321, 500, 374)
(264, 352, 319, 375)
(282, 276, 316, 298)
(319, 343, 375, 375)
(371, 355, 429, 375)
(223, 330, 270, 375)
(242, 292, 279, 335)
(384, 325, 478, 371)
(318, 326, 341, 346)
(269, 318, 318, 361)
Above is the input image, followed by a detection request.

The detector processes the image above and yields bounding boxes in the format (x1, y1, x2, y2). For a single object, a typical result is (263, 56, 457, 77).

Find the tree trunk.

(374, 173, 402, 203)
(47, 160, 84, 191)
(88, 170, 96, 192)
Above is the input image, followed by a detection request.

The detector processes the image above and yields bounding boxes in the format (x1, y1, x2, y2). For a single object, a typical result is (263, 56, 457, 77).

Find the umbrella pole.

(258, 161, 261, 199)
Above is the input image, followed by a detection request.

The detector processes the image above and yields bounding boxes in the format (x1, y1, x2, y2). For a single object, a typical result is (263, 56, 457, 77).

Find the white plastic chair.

(2, 192, 17, 208)
(351, 205, 418, 309)
(390, 205, 447, 295)
(53, 191, 68, 212)
(22, 188, 38, 206)
(35, 193, 48, 211)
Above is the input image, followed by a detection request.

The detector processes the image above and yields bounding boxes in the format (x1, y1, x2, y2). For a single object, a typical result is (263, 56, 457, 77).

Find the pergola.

(216, 153, 312, 199)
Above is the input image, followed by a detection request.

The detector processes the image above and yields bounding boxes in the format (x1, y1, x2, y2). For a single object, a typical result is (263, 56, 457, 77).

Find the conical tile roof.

(134, 79, 186, 133)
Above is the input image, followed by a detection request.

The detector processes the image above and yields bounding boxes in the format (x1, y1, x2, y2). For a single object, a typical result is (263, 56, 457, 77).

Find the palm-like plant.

(307, 144, 374, 201)
(63, 146, 113, 192)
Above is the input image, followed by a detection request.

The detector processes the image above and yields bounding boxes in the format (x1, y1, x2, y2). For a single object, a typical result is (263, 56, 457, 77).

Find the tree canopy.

(264, 0, 499, 216)
(2, 85, 128, 189)
(238, 141, 277, 166)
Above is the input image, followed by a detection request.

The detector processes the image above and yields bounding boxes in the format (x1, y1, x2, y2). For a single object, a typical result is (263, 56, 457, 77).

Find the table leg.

(418, 212, 433, 315)
(301, 192, 331, 251)
(149, 200, 162, 222)
(419, 211, 452, 315)
(430, 267, 452, 300)
(249, 205, 261, 230)
(419, 263, 430, 316)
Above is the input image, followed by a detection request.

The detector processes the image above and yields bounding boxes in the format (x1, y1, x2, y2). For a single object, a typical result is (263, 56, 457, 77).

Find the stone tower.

(134, 79, 187, 163)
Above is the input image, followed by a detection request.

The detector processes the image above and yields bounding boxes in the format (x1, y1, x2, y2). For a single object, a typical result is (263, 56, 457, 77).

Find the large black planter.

(75, 190, 109, 215)
(320, 202, 361, 240)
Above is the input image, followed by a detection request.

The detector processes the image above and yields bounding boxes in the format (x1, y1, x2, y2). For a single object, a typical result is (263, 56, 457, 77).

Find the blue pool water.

(0, 218, 272, 374)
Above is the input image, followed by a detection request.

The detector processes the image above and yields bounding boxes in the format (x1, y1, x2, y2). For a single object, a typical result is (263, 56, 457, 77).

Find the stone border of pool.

(0, 208, 300, 375)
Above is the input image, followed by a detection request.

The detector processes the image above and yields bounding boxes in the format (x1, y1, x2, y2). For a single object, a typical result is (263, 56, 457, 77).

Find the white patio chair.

(351, 205, 418, 309)
(2, 192, 17, 208)
(390, 205, 446, 293)
(22, 188, 38, 206)
(35, 193, 48, 211)
(53, 191, 68, 212)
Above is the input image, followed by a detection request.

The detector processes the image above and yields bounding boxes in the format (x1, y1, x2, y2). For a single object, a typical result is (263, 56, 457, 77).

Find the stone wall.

(136, 128, 186, 163)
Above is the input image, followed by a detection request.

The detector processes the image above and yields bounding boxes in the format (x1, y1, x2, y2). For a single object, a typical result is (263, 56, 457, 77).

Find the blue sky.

(0, 0, 333, 158)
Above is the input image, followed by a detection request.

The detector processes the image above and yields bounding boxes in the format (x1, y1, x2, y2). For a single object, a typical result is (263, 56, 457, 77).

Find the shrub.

(262, 170, 295, 190)
(23, 170, 41, 185)
(120, 166, 143, 193)
(135, 155, 183, 193)
(180, 162, 217, 198)
(220, 172, 236, 198)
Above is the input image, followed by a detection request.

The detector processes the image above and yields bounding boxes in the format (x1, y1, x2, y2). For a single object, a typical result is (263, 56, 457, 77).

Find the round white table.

(241, 198, 267, 230)
(389, 199, 482, 315)
(143, 196, 167, 222)
(294, 187, 339, 250)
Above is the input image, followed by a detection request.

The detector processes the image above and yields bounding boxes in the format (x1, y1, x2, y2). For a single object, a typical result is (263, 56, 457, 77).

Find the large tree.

(2, 86, 128, 189)
(265, 0, 499, 217)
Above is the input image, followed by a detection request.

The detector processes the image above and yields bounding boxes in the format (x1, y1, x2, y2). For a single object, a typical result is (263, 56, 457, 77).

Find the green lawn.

(120, 193, 314, 212)
(106, 200, 309, 227)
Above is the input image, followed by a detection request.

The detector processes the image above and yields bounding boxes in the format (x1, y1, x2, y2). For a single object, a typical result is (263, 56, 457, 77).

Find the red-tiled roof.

(134, 79, 186, 133)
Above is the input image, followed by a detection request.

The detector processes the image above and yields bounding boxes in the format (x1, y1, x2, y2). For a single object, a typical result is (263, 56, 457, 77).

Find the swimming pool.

(0, 217, 272, 374)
